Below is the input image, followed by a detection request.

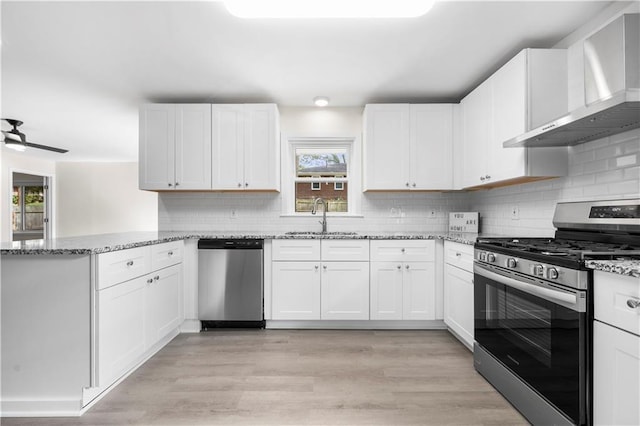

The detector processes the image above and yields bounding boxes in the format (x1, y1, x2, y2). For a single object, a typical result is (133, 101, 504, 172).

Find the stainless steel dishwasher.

(198, 239, 264, 329)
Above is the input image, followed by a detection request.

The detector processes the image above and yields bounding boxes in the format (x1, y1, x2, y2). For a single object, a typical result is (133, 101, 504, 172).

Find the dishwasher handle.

(198, 239, 264, 250)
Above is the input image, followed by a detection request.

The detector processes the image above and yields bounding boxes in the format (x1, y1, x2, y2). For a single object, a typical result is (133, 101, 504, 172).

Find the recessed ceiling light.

(314, 97, 330, 107)
(224, 0, 435, 19)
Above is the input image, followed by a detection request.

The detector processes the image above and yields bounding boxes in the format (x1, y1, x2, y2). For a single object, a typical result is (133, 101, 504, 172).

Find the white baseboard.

(265, 320, 447, 329)
(179, 319, 201, 333)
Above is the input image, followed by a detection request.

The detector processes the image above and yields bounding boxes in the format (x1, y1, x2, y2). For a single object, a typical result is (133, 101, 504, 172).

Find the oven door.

(474, 262, 588, 425)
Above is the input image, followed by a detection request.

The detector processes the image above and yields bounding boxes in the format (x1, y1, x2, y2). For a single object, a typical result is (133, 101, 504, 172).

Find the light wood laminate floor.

(3, 330, 528, 425)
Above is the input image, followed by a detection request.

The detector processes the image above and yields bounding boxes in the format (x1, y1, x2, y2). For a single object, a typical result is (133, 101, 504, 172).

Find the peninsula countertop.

(0, 231, 479, 255)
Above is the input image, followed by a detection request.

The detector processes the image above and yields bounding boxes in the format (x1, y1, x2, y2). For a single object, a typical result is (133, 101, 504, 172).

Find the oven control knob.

(506, 258, 518, 269)
(547, 267, 559, 280)
(533, 264, 545, 277)
(486, 253, 496, 263)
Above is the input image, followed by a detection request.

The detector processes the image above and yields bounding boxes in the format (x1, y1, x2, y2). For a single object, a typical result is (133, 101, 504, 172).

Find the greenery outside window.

(12, 185, 45, 232)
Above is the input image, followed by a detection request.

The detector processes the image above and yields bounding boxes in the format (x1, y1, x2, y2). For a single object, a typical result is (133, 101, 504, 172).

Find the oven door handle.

(474, 263, 585, 312)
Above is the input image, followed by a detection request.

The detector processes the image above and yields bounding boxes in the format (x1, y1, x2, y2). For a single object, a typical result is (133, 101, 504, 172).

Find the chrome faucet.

(311, 197, 328, 233)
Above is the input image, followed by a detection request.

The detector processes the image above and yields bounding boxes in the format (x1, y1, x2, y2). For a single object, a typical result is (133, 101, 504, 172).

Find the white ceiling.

(1, 1, 615, 162)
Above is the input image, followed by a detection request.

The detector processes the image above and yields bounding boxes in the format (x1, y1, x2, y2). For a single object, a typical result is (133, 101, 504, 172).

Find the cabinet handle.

(147, 278, 153, 284)
(154, 275, 160, 281)
(323, 265, 327, 270)
(405, 264, 410, 270)
(315, 265, 319, 270)
(397, 265, 401, 270)
(412, 183, 416, 188)
(485, 175, 491, 180)
(401, 248, 405, 253)
(126, 260, 134, 267)
(245, 182, 249, 187)
(168, 183, 173, 187)
(168, 251, 174, 256)
(480, 176, 485, 181)
(456, 252, 461, 257)
(405, 182, 410, 187)
(175, 182, 180, 187)
(237, 183, 242, 188)
(627, 299, 640, 309)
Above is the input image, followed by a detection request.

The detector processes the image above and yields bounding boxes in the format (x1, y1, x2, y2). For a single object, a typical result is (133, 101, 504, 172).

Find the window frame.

(281, 135, 361, 216)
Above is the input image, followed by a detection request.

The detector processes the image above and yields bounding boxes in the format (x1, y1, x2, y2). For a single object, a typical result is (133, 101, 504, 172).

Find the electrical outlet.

(510, 205, 520, 220)
(230, 209, 238, 219)
(428, 210, 437, 219)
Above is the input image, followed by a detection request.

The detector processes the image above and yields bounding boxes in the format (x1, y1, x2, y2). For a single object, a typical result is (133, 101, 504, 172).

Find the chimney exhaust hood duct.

(504, 13, 639, 148)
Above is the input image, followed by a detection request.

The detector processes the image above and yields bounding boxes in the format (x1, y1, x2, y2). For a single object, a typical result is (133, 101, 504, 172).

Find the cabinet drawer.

(97, 246, 151, 290)
(272, 239, 321, 261)
(321, 239, 369, 261)
(151, 240, 184, 271)
(594, 271, 640, 336)
(444, 241, 474, 272)
(370, 240, 434, 262)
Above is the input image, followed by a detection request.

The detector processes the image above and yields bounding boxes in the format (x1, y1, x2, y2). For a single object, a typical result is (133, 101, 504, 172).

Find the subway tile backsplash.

(159, 129, 639, 237)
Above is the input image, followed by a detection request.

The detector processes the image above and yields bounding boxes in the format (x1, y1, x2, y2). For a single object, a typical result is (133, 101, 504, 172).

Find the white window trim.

(311, 182, 321, 191)
(334, 182, 344, 190)
(281, 135, 362, 216)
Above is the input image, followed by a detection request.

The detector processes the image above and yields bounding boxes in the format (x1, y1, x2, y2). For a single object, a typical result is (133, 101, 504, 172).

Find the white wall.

(55, 162, 157, 237)
(0, 150, 56, 242)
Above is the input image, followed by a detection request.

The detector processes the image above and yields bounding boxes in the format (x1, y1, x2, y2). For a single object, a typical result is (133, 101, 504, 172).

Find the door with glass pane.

(11, 172, 50, 241)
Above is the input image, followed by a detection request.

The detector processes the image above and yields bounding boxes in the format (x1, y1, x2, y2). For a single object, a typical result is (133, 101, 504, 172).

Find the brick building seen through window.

(295, 149, 348, 213)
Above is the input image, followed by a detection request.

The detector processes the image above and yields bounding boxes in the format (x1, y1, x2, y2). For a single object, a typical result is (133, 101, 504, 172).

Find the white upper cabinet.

(458, 48, 569, 189)
(139, 104, 212, 190)
(212, 104, 280, 191)
(363, 103, 454, 191)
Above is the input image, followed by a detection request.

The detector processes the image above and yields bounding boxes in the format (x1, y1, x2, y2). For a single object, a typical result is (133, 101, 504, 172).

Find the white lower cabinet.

(443, 241, 474, 349)
(145, 264, 183, 350)
(272, 261, 321, 320)
(97, 245, 183, 391)
(321, 262, 369, 320)
(97, 275, 147, 388)
(594, 321, 640, 426)
(593, 271, 640, 425)
(370, 262, 435, 320)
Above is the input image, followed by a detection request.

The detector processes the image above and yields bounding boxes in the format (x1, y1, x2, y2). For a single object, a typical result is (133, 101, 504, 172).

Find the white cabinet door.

(402, 262, 435, 320)
(272, 262, 321, 320)
(370, 262, 404, 320)
(489, 52, 527, 183)
(410, 104, 454, 190)
(139, 104, 175, 190)
(212, 104, 245, 190)
(321, 262, 369, 320)
(443, 264, 474, 348)
(97, 275, 147, 388)
(243, 104, 280, 191)
(363, 104, 410, 190)
(594, 321, 640, 426)
(145, 264, 183, 350)
(174, 104, 212, 190)
(461, 80, 491, 188)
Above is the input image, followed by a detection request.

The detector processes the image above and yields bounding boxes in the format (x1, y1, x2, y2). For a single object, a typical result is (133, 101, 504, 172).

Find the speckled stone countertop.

(0, 231, 479, 255)
(585, 259, 640, 278)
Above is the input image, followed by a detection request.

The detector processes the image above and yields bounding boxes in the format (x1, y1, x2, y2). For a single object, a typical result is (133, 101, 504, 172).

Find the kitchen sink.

(284, 231, 358, 236)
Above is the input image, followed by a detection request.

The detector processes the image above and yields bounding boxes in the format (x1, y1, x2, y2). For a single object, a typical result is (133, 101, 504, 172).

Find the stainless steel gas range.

(473, 199, 640, 426)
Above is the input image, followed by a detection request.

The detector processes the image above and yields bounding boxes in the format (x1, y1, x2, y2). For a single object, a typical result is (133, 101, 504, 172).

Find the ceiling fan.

(1, 118, 68, 153)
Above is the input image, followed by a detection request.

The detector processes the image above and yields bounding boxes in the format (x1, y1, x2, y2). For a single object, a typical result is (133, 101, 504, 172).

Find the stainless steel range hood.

(504, 13, 640, 148)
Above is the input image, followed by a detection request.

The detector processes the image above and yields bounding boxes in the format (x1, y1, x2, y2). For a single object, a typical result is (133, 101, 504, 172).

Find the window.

(282, 137, 361, 216)
(295, 147, 348, 213)
(12, 185, 45, 232)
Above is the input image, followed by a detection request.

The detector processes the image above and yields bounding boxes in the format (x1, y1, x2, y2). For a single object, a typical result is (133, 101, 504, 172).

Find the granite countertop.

(0, 231, 479, 255)
(585, 259, 640, 278)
